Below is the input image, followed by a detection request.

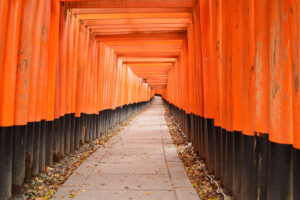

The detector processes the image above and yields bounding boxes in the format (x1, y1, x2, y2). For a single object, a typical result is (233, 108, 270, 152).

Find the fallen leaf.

(146, 191, 151, 195)
(97, 170, 101, 175)
(36, 178, 44, 183)
(81, 189, 86, 192)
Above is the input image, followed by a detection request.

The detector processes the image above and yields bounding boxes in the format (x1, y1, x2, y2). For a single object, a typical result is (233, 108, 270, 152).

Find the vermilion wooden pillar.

(0, 0, 22, 198)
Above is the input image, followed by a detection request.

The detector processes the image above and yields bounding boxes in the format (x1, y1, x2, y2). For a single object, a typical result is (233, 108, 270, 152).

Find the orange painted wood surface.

(0, 0, 299, 148)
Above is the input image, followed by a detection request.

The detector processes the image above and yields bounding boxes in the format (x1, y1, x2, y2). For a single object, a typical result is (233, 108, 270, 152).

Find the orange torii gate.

(0, 0, 300, 199)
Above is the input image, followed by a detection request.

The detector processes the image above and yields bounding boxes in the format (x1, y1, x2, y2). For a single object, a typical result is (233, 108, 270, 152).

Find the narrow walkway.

(53, 97, 199, 200)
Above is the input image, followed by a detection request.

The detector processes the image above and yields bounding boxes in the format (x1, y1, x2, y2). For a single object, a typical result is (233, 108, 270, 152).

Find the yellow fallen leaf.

(81, 189, 86, 192)
(146, 191, 151, 195)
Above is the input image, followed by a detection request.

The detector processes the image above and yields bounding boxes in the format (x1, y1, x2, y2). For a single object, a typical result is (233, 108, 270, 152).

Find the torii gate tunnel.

(0, 0, 300, 199)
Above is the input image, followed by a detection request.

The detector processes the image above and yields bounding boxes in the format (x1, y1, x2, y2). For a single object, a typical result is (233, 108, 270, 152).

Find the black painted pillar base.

(25, 122, 34, 182)
(96, 113, 101, 138)
(194, 115, 198, 155)
(85, 114, 91, 143)
(105, 111, 109, 133)
(200, 117, 205, 161)
(204, 118, 209, 166)
(70, 114, 75, 153)
(232, 131, 242, 200)
(92, 114, 97, 140)
(0, 127, 13, 199)
(195, 116, 200, 156)
(207, 118, 214, 174)
(294, 148, 300, 200)
(32, 121, 41, 176)
(53, 118, 60, 163)
(39, 120, 45, 171)
(64, 114, 71, 155)
(186, 114, 191, 142)
(60, 116, 65, 158)
(254, 133, 268, 200)
(113, 109, 117, 127)
(183, 112, 188, 134)
(98, 112, 102, 136)
(225, 130, 233, 195)
(109, 110, 112, 131)
(220, 128, 226, 186)
(267, 142, 293, 200)
(109, 110, 113, 130)
(84, 114, 88, 142)
(190, 114, 195, 145)
(80, 114, 85, 144)
(74, 117, 81, 150)
(241, 134, 255, 200)
(12, 125, 26, 191)
(111, 110, 115, 128)
(213, 126, 221, 179)
(45, 121, 53, 167)
(89, 115, 93, 141)
(102, 111, 106, 134)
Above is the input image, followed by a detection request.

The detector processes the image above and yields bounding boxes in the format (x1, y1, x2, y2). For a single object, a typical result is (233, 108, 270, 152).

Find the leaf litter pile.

(12, 110, 145, 200)
(164, 105, 229, 200)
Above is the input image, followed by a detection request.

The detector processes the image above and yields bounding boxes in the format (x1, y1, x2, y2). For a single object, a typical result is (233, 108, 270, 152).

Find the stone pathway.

(52, 97, 199, 200)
